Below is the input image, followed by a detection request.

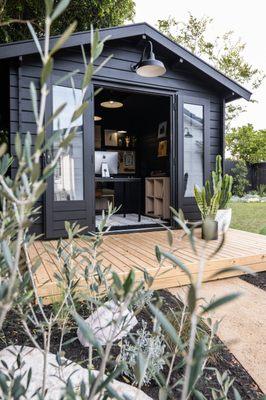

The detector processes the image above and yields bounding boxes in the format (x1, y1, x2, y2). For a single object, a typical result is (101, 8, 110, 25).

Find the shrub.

(257, 184, 266, 197)
(231, 160, 249, 197)
(259, 227, 266, 235)
(120, 321, 166, 385)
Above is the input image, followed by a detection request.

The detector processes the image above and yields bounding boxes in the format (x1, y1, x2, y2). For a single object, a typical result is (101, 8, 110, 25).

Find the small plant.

(163, 306, 212, 353)
(194, 155, 233, 220)
(231, 160, 249, 197)
(120, 321, 166, 385)
(194, 182, 220, 220)
(259, 226, 266, 235)
(212, 155, 233, 209)
(210, 370, 239, 400)
(257, 184, 266, 197)
(131, 288, 153, 310)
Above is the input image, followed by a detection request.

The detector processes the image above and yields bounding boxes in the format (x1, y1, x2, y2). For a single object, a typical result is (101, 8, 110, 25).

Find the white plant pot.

(215, 208, 232, 234)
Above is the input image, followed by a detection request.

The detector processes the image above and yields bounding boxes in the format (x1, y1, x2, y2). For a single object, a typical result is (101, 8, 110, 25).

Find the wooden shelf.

(145, 177, 170, 220)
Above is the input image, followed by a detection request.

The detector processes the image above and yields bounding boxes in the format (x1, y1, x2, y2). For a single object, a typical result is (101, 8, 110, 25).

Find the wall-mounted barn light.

(184, 127, 193, 138)
(131, 40, 166, 78)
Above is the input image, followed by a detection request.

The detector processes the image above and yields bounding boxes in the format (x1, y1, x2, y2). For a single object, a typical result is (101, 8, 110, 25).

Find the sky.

(134, 0, 266, 130)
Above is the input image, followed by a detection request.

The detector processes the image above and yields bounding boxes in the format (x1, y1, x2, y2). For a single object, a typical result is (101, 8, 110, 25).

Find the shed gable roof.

(0, 22, 251, 101)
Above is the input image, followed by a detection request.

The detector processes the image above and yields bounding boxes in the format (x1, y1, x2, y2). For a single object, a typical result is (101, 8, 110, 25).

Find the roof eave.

(0, 22, 252, 101)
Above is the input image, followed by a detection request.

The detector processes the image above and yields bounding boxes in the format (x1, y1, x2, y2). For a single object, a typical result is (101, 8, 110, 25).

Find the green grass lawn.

(230, 202, 266, 234)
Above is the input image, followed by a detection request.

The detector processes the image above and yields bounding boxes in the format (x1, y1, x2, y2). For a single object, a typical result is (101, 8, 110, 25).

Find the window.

(52, 85, 84, 201)
(183, 103, 204, 197)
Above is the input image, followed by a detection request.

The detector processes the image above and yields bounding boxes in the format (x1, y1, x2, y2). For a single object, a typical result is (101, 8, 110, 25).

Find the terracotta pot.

(215, 208, 232, 234)
(202, 219, 218, 240)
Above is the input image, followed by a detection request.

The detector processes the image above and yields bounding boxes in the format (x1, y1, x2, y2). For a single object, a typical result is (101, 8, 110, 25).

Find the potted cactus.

(194, 181, 220, 240)
(194, 155, 233, 239)
(212, 155, 233, 234)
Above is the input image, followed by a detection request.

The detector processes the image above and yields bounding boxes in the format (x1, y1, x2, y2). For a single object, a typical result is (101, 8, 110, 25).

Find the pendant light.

(94, 115, 102, 121)
(100, 99, 123, 108)
(131, 40, 166, 78)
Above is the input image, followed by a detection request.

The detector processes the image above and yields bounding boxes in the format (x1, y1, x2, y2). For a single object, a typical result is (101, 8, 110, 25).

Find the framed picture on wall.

(158, 121, 167, 139)
(104, 129, 118, 146)
(118, 151, 136, 173)
(95, 125, 101, 149)
(158, 140, 167, 157)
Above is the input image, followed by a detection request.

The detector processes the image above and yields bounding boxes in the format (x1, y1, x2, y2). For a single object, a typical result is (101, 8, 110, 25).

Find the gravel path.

(170, 277, 266, 393)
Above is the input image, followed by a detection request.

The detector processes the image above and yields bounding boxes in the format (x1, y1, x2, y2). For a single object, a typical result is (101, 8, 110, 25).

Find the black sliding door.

(44, 77, 94, 239)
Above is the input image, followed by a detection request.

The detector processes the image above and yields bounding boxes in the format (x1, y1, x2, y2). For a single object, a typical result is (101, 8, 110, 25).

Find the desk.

(95, 177, 142, 222)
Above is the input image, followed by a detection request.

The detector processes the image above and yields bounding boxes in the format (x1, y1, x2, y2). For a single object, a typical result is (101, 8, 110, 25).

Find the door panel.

(44, 76, 94, 239)
(176, 93, 210, 220)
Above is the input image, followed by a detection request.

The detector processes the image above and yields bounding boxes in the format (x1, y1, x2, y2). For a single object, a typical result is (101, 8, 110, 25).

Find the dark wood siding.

(8, 39, 224, 235)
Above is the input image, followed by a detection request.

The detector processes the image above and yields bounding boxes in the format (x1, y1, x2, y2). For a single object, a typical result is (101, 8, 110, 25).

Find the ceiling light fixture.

(94, 115, 102, 121)
(100, 100, 123, 109)
(131, 40, 166, 78)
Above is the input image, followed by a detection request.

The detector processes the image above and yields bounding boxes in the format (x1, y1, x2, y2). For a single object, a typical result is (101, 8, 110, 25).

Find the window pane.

(53, 86, 84, 201)
(183, 103, 204, 197)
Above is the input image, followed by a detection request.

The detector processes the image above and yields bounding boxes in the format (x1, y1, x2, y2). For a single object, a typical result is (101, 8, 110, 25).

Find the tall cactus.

(212, 155, 233, 209)
(194, 155, 233, 220)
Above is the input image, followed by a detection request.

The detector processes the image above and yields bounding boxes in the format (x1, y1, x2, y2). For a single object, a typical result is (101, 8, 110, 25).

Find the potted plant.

(212, 155, 233, 234)
(194, 181, 220, 240)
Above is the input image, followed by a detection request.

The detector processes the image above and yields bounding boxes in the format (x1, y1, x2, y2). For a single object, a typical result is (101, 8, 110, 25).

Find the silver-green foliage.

(120, 321, 166, 385)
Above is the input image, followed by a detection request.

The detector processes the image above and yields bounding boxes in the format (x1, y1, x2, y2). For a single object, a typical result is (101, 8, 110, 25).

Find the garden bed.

(1, 290, 263, 399)
(240, 271, 266, 291)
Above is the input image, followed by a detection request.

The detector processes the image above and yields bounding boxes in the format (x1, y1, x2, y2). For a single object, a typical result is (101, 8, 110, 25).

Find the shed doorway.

(94, 87, 172, 231)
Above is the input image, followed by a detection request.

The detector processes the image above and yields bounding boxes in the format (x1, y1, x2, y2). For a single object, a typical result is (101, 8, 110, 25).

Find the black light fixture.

(131, 40, 166, 78)
(184, 127, 193, 138)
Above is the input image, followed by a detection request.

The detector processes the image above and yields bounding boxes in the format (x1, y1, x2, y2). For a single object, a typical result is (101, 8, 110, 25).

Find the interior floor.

(95, 213, 165, 227)
(94, 87, 171, 230)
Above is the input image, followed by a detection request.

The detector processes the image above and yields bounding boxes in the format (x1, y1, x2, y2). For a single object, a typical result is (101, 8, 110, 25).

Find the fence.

(225, 160, 266, 190)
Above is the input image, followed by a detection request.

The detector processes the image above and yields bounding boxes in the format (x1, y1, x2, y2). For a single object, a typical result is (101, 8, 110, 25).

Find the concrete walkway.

(169, 277, 266, 393)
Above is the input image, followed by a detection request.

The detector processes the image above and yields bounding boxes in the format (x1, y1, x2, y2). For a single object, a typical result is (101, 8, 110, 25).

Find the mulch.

(0, 290, 263, 399)
(240, 271, 266, 291)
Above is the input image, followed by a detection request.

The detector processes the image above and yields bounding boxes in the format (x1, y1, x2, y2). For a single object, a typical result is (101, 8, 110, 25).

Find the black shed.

(0, 23, 251, 239)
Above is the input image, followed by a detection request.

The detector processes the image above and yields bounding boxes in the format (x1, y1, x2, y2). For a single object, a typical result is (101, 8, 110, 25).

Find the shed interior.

(93, 87, 171, 230)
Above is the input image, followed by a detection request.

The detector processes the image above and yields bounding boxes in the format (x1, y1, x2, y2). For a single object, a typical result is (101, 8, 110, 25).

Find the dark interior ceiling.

(94, 87, 170, 121)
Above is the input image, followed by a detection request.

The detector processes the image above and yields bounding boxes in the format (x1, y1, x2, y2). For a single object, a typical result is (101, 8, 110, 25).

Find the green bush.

(257, 184, 266, 197)
(259, 226, 266, 235)
(231, 160, 249, 197)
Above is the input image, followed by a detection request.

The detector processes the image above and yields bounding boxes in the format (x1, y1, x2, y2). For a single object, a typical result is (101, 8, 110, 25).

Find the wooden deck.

(28, 229, 266, 302)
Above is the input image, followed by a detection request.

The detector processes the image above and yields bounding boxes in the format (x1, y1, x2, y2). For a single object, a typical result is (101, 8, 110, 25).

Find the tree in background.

(0, 0, 135, 43)
(226, 124, 266, 164)
(158, 14, 265, 130)
(231, 160, 249, 197)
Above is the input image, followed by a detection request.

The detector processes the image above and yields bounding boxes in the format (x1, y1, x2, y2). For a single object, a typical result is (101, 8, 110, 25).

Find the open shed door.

(44, 79, 95, 239)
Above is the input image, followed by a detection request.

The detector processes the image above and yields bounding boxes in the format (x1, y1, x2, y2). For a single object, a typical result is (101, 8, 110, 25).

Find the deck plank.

(27, 228, 266, 302)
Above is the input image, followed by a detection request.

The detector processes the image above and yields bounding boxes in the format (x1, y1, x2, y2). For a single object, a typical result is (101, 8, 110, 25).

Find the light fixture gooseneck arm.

(131, 40, 154, 71)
